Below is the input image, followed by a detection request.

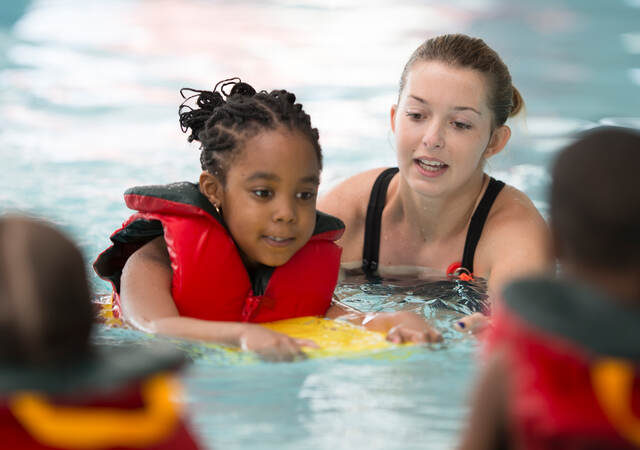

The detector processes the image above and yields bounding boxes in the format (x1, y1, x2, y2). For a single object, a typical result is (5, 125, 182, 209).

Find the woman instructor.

(319, 34, 551, 303)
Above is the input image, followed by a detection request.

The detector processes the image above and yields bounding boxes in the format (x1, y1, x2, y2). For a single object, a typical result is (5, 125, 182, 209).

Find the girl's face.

(202, 128, 320, 268)
(391, 61, 509, 197)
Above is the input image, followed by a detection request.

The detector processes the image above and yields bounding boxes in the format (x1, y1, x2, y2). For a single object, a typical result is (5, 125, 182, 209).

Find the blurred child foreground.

(460, 126, 640, 449)
(0, 216, 202, 449)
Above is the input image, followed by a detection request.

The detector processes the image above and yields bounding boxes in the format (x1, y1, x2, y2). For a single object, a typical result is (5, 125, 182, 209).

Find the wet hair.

(0, 216, 93, 365)
(179, 78, 322, 184)
(550, 126, 640, 269)
(399, 34, 524, 128)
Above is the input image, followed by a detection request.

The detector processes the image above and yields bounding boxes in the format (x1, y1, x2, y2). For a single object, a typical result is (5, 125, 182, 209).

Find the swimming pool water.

(2, 0, 639, 448)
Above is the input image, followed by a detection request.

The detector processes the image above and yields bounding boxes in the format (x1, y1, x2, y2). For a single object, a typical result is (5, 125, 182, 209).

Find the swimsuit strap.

(362, 167, 399, 277)
(460, 177, 505, 272)
(362, 170, 504, 278)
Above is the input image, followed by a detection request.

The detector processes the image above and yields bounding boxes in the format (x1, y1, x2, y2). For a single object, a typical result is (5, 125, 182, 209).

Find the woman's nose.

(422, 121, 444, 150)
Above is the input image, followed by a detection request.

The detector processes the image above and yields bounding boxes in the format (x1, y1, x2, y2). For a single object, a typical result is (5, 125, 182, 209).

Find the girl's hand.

(383, 311, 443, 344)
(453, 312, 491, 335)
(238, 324, 318, 362)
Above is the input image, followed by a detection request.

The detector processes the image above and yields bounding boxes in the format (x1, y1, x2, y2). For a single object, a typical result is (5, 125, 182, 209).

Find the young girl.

(318, 34, 552, 304)
(95, 79, 441, 362)
(0, 216, 201, 450)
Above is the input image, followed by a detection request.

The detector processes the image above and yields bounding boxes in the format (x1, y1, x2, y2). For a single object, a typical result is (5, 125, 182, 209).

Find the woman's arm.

(326, 301, 442, 343)
(120, 237, 315, 361)
(318, 168, 386, 262)
(477, 187, 553, 299)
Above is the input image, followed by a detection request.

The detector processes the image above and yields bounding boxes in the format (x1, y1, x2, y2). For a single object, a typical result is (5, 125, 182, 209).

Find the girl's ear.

(199, 172, 224, 208)
(484, 125, 511, 158)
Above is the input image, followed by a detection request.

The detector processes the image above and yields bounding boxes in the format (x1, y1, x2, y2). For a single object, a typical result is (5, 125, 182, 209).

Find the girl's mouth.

(415, 158, 448, 177)
(263, 235, 295, 247)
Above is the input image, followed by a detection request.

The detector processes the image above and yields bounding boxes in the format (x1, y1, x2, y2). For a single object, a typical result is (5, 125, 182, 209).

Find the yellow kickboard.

(261, 316, 394, 357)
(96, 299, 397, 357)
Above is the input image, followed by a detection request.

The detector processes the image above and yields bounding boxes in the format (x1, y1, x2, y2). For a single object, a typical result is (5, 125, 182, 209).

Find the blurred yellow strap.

(9, 373, 181, 449)
(591, 358, 640, 446)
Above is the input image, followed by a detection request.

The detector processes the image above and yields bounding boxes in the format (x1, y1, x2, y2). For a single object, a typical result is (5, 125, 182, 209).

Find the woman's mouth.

(415, 158, 448, 177)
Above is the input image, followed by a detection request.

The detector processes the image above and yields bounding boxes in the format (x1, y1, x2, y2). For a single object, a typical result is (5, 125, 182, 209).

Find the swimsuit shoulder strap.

(460, 177, 505, 272)
(362, 167, 399, 277)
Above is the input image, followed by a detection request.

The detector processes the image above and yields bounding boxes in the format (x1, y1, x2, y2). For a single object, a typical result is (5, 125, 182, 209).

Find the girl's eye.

(297, 191, 316, 201)
(252, 189, 272, 199)
(453, 121, 472, 130)
(298, 191, 316, 201)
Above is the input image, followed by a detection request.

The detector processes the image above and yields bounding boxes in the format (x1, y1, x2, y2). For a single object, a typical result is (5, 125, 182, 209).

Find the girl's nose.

(422, 121, 444, 150)
(273, 197, 296, 223)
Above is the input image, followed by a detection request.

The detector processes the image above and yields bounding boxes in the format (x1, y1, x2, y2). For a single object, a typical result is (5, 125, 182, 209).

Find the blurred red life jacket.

(94, 182, 344, 323)
(487, 277, 640, 450)
(0, 346, 201, 450)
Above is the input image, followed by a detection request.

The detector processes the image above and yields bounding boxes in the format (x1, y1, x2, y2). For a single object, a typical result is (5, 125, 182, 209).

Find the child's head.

(398, 34, 523, 129)
(0, 216, 93, 365)
(551, 127, 640, 276)
(179, 79, 322, 268)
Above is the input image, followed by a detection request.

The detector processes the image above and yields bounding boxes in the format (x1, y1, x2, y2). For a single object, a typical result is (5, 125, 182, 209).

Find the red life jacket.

(486, 277, 640, 450)
(0, 346, 201, 450)
(94, 182, 344, 323)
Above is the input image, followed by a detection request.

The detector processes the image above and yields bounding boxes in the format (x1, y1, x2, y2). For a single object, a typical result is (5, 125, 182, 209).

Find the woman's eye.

(406, 112, 423, 120)
(297, 191, 316, 201)
(453, 121, 472, 130)
(252, 189, 272, 199)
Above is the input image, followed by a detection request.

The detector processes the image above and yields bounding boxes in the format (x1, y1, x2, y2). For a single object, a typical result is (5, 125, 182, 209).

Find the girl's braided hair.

(179, 78, 322, 184)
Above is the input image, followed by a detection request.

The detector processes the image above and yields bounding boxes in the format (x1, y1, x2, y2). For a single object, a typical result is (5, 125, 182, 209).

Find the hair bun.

(229, 82, 256, 97)
(285, 92, 296, 104)
(196, 90, 224, 111)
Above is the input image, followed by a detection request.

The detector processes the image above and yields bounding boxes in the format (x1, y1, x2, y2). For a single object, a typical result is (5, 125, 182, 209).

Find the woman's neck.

(391, 170, 488, 242)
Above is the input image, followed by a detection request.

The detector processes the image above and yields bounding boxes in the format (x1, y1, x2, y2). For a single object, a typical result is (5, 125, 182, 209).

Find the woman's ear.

(484, 125, 511, 158)
(199, 172, 224, 208)
(390, 104, 398, 133)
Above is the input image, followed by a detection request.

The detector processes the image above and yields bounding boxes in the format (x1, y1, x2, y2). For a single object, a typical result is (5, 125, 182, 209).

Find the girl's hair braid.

(179, 78, 322, 184)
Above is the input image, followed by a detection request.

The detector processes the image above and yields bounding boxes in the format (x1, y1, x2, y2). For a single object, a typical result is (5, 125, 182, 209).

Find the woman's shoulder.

(477, 181, 552, 292)
(489, 182, 546, 228)
(318, 167, 392, 220)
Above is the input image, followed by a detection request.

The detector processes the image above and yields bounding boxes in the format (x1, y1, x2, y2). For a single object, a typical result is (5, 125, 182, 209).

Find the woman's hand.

(453, 312, 491, 335)
(380, 311, 443, 343)
(239, 324, 318, 362)
(326, 302, 442, 343)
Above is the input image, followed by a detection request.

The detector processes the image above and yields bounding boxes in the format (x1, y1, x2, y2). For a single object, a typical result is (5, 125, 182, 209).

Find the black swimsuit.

(361, 167, 505, 278)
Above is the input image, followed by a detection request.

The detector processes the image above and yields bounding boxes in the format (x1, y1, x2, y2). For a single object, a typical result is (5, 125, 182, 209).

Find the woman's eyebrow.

(408, 95, 482, 116)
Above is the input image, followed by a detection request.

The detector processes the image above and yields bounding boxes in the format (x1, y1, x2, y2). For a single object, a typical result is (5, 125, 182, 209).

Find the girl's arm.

(326, 301, 442, 343)
(458, 350, 512, 450)
(120, 236, 315, 361)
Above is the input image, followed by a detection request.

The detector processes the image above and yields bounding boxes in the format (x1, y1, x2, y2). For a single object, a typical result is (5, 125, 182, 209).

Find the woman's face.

(391, 61, 507, 198)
